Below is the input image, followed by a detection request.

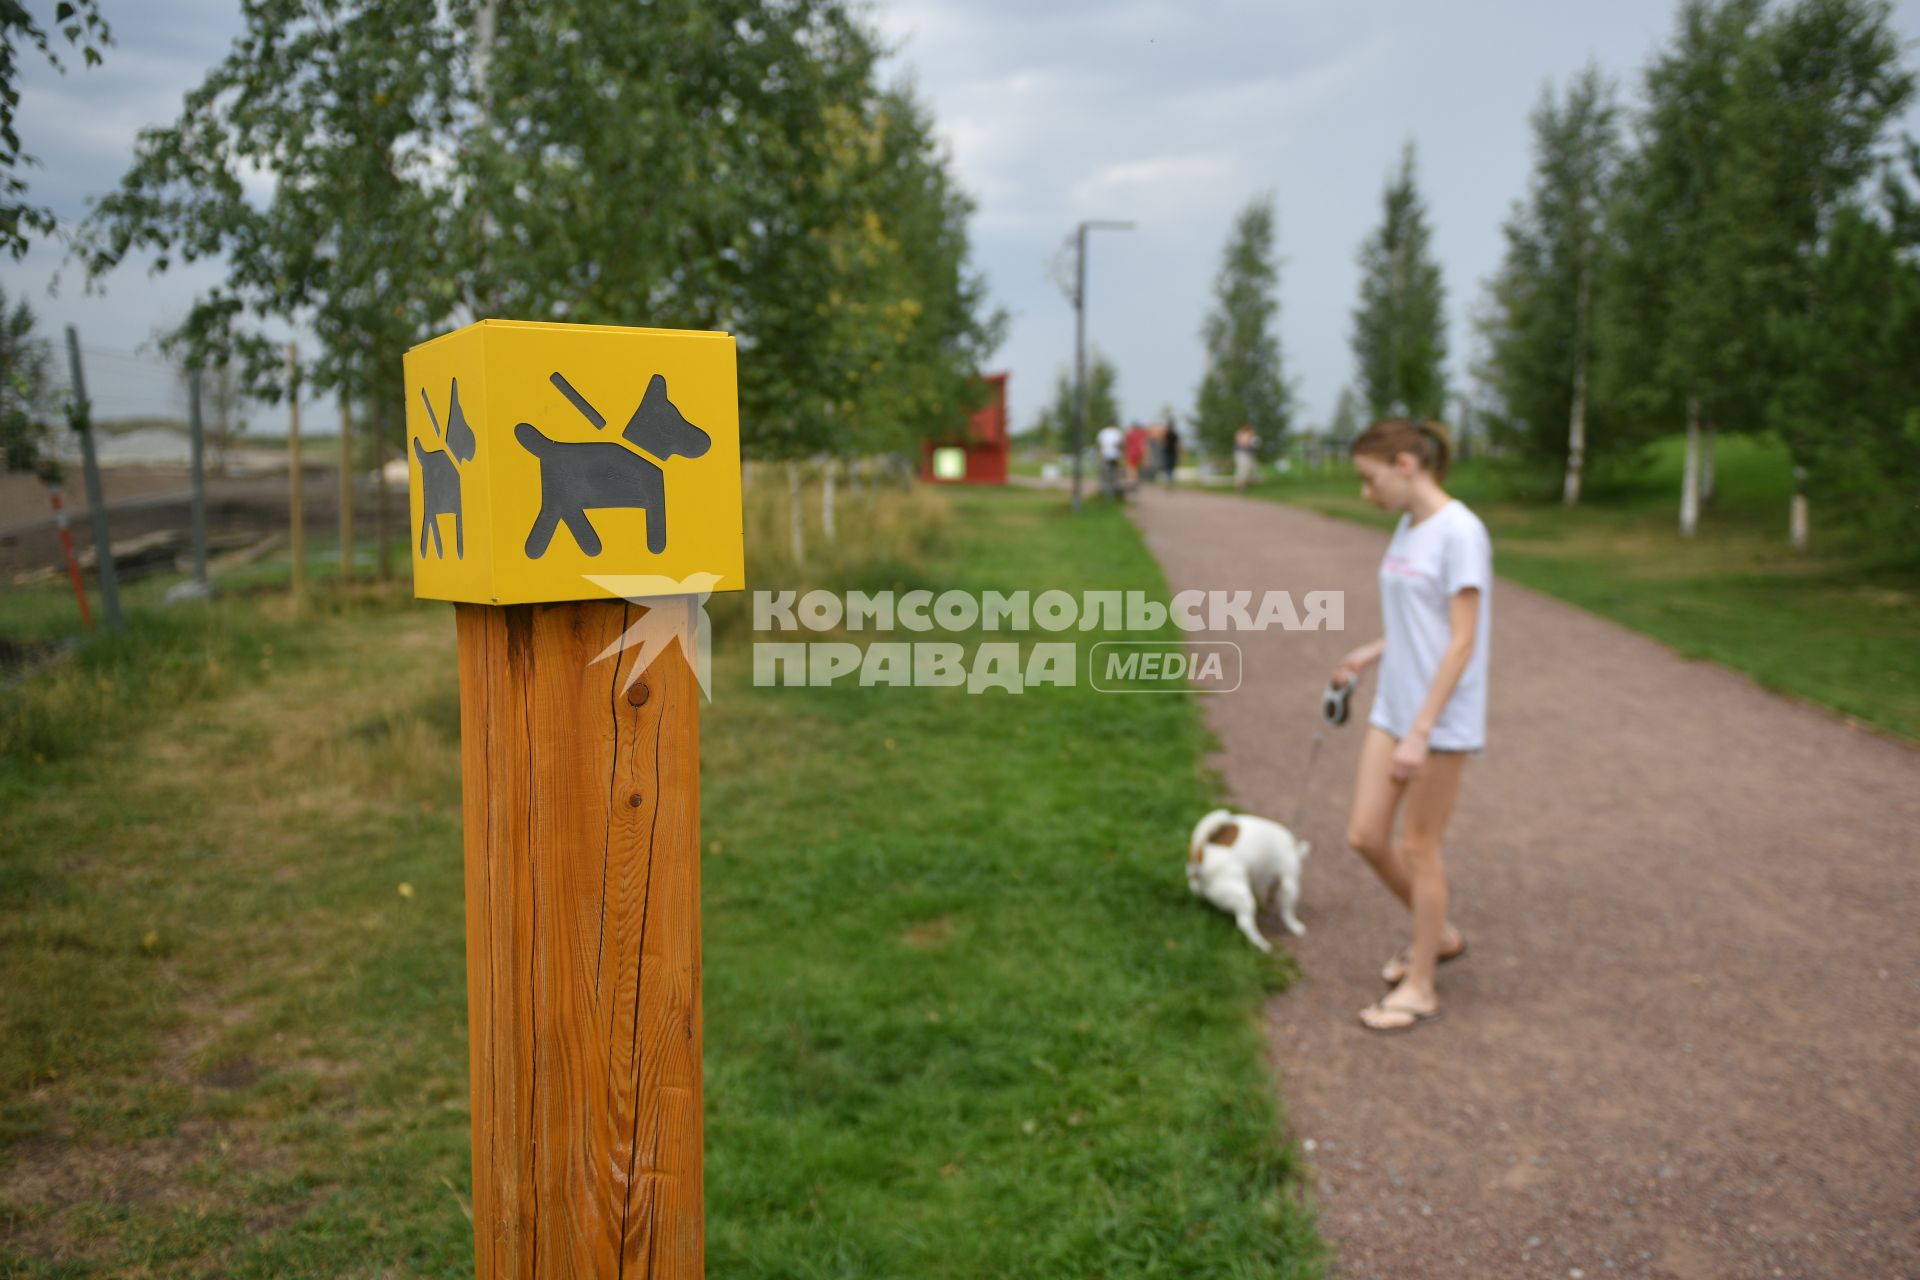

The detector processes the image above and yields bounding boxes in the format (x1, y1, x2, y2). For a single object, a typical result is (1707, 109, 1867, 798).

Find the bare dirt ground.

(1129, 485, 1920, 1280)
(0, 465, 398, 579)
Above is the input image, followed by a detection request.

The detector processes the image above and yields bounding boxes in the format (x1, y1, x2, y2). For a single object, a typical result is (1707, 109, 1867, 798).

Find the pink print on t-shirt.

(1381, 555, 1424, 580)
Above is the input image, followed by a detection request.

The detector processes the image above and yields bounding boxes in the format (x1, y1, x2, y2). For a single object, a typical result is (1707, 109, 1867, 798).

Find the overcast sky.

(8, 0, 1919, 438)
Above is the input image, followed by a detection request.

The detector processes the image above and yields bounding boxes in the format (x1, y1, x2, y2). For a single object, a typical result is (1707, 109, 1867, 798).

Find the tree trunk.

(1680, 396, 1701, 538)
(1790, 465, 1809, 553)
(820, 454, 836, 543)
(787, 459, 805, 564)
(1562, 261, 1592, 507)
(1700, 425, 1717, 504)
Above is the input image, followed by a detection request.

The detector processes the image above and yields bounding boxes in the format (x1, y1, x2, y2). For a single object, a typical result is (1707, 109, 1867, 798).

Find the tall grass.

(717, 465, 953, 636)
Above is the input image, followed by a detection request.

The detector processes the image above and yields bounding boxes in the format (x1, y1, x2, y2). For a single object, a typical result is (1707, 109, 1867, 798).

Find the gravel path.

(1128, 485, 1920, 1280)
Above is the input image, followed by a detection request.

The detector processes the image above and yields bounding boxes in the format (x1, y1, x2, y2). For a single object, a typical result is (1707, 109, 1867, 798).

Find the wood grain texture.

(456, 600, 703, 1279)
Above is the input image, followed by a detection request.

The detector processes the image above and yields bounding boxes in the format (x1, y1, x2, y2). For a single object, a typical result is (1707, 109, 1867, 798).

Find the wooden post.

(787, 458, 804, 563)
(405, 319, 743, 1280)
(820, 452, 836, 543)
(288, 342, 306, 604)
(339, 389, 355, 581)
(456, 600, 703, 1276)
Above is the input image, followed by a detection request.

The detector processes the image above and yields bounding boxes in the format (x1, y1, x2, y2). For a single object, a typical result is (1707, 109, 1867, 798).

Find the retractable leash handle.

(1321, 677, 1355, 728)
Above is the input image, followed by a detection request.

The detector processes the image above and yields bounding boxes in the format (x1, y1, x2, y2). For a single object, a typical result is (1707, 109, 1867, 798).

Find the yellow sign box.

(403, 319, 744, 604)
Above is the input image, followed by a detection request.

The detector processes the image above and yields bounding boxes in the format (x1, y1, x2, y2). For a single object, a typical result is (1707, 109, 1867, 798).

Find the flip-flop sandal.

(1381, 936, 1468, 985)
(1359, 1001, 1442, 1034)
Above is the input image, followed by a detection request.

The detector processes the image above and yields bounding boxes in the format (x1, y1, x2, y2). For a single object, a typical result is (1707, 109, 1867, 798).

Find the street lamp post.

(1069, 219, 1134, 513)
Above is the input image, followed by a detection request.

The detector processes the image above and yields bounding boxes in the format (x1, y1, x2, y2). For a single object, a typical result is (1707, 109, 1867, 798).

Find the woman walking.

(1330, 418, 1491, 1033)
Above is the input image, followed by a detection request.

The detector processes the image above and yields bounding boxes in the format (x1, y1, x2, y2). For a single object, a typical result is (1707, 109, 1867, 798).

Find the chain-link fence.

(3, 333, 411, 646)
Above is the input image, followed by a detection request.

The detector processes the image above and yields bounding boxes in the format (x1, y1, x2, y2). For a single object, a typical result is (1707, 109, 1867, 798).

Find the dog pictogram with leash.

(414, 377, 479, 560)
(515, 371, 712, 559)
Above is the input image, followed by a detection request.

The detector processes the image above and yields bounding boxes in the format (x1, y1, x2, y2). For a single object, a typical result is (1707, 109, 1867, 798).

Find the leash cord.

(1285, 726, 1329, 835)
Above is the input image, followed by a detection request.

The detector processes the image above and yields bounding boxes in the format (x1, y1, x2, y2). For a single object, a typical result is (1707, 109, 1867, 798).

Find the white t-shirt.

(1096, 425, 1124, 460)
(1369, 499, 1493, 751)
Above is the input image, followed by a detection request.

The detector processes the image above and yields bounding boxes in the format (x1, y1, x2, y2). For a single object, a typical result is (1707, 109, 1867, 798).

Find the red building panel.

(920, 372, 1009, 485)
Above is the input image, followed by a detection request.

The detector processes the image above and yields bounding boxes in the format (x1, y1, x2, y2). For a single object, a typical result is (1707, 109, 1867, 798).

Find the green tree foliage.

(1769, 148, 1920, 541)
(1326, 386, 1361, 453)
(81, 1, 462, 433)
(799, 85, 1004, 462)
(1598, 0, 1762, 438)
(1192, 196, 1291, 459)
(1, 0, 110, 258)
(1029, 351, 1119, 451)
(1478, 66, 1629, 488)
(0, 280, 58, 478)
(81, 0, 998, 465)
(1351, 143, 1448, 420)
(1599, 0, 1911, 442)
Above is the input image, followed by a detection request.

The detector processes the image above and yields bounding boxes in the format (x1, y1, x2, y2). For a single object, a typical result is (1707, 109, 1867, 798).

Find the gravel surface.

(1129, 485, 1920, 1280)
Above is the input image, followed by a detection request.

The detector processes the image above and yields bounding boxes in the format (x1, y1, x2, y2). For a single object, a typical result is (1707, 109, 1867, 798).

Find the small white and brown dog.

(1186, 808, 1309, 952)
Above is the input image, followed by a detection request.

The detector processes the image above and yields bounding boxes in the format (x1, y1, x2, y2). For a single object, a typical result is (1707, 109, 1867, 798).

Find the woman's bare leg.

(1345, 727, 1414, 905)
(1364, 750, 1468, 1027)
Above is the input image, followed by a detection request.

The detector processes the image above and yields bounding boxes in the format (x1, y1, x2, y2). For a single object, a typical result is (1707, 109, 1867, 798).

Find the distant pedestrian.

(1162, 424, 1180, 485)
(1096, 422, 1124, 499)
(1124, 424, 1148, 490)
(1233, 423, 1259, 489)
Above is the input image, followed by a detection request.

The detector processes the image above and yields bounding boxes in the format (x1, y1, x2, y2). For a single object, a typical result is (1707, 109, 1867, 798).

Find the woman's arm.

(1332, 637, 1386, 686)
(1391, 587, 1481, 781)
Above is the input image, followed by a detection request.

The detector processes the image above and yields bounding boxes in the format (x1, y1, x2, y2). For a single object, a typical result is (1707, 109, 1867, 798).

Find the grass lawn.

(0, 486, 1323, 1277)
(1250, 434, 1920, 742)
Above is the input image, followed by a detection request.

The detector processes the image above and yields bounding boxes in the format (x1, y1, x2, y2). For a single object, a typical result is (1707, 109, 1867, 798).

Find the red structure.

(920, 372, 1009, 485)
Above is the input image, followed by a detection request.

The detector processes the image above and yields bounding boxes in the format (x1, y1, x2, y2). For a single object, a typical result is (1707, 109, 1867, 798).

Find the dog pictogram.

(415, 378, 476, 559)
(515, 371, 711, 559)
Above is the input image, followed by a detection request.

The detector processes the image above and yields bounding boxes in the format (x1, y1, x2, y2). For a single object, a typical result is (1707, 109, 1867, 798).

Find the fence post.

(287, 342, 306, 605)
(406, 319, 743, 1277)
(188, 369, 210, 588)
(788, 458, 804, 563)
(64, 326, 122, 630)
